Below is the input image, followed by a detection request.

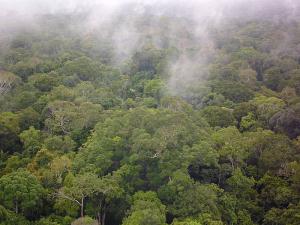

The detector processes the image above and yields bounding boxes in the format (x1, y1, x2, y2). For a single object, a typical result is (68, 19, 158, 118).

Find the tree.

(171, 218, 202, 225)
(226, 169, 256, 201)
(14, 90, 38, 110)
(0, 112, 20, 134)
(213, 127, 249, 170)
(239, 69, 257, 88)
(0, 170, 44, 214)
(19, 126, 42, 156)
(88, 173, 124, 225)
(44, 100, 102, 138)
(61, 56, 103, 81)
(2, 155, 30, 174)
(43, 135, 76, 153)
(11, 57, 41, 80)
(0, 112, 22, 153)
(130, 46, 164, 75)
(122, 191, 166, 225)
(73, 144, 113, 175)
(269, 106, 300, 138)
(201, 92, 226, 107)
(44, 101, 79, 135)
(233, 47, 264, 80)
(250, 95, 285, 127)
(210, 81, 254, 103)
(71, 216, 98, 225)
(263, 207, 300, 225)
(28, 73, 59, 92)
(187, 142, 220, 184)
(257, 174, 296, 209)
(233, 102, 257, 125)
(240, 113, 259, 132)
(159, 171, 221, 219)
(200, 106, 236, 128)
(18, 107, 40, 130)
(57, 173, 99, 218)
(263, 67, 283, 91)
(144, 79, 165, 102)
(261, 134, 296, 174)
(280, 86, 297, 103)
(288, 69, 300, 95)
(48, 155, 72, 185)
(0, 71, 20, 95)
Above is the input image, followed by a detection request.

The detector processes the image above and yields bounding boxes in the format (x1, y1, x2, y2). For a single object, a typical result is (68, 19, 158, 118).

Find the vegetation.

(1, 3, 300, 225)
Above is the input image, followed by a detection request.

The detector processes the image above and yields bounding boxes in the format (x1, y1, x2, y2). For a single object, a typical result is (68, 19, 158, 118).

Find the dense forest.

(1, 1, 300, 225)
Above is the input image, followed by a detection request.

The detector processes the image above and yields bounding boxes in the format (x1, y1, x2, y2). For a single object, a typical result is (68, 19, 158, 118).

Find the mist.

(1, 0, 300, 96)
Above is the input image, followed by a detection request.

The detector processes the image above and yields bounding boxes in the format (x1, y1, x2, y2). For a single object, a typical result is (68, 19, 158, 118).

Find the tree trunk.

(101, 211, 106, 225)
(218, 172, 222, 185)
(81, 197, 84, 217)
(97, 201, 107, 225)
(229, 156, 235, 170)
(15, 200, 18, 214)
(97, 212, 101, 225)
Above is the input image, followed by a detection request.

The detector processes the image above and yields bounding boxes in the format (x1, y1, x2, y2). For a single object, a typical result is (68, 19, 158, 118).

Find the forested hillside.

(1, 1, 300, 225)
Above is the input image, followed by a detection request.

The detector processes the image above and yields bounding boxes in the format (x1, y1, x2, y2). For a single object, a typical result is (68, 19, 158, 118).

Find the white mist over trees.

(1, 0, 300, 96)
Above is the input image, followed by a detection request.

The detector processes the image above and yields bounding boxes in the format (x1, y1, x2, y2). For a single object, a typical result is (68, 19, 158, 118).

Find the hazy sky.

(1, 0, 299, 16)
(1, 0, 299, 29)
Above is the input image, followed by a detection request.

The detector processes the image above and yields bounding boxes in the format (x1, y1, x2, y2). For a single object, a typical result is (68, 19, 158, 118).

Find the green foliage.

(18, 107, 40, 130)
(213, 127, 249, 170)
(19, 126, 42, 156)
(0, 112, 20, 134)
(251, 95, 285, 126)
(144, 79, 165, 101)
(0, 170, 44, 214)
(61, 56, 103, 81)
(71, 216, 98, 225)
(122, 191, 166, 225)
(201, 106, 236, 128)
(43, 135, 76, 153)
(1, 7, 300, 225)
(171, 218, 202, 225)
(28, 73, 60, 92)
(44, 100, 102, 139)
(226, 169, 255, 200)
(210, 81, 254, 103)
(2, 155, 29, 174)
(240, 113, 259, 132)
(159, 171, 221, 219)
